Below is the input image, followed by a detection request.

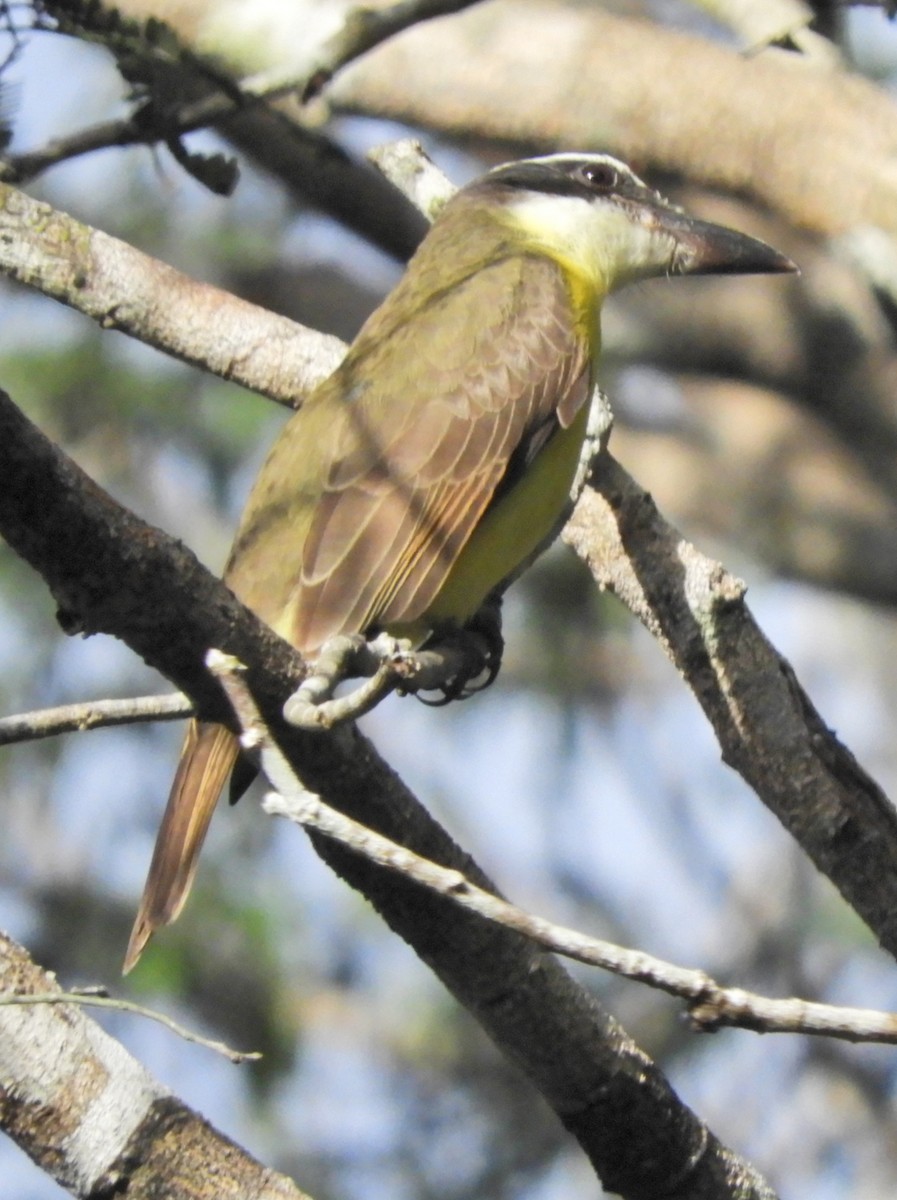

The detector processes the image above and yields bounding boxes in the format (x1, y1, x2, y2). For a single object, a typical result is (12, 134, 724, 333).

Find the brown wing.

(227, 254, 590, 653)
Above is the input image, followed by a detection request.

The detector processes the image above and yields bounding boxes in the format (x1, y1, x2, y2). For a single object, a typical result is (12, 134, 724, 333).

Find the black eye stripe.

(486, 158, 660, 208)
(487, 163, 599, 199)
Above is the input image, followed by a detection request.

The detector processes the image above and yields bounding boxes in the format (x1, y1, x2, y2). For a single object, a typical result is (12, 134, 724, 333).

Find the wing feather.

(228, 254, 591, 652)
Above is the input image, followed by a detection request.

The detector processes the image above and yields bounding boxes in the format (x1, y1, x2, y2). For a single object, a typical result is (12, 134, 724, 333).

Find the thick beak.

(655, 207, 798, 276)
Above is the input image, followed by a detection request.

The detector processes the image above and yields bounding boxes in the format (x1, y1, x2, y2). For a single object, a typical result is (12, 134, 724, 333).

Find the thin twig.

(210, 650, 897, 1047)
(301, 0, 488, 101)
(0, 67, 302, 185)
(0, 990, 261, 1063)
(0, 692, 191, 745)
(368, 137, 454, 218)
(262, 795, 897, 1044)
(285, 660, 398, 729)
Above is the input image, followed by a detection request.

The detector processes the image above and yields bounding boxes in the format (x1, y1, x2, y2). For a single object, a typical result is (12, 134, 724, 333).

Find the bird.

(124, 152, 795, 971)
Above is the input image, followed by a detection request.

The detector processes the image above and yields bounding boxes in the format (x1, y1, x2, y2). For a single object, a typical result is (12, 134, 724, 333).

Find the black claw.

(416, 595, 505, 705)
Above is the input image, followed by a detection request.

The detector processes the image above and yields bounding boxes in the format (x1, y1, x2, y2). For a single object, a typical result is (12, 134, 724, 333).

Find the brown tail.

(124, 719, 239, 973)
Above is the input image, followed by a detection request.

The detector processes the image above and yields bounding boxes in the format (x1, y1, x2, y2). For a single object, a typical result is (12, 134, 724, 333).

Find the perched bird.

(124, 152, 794, 971)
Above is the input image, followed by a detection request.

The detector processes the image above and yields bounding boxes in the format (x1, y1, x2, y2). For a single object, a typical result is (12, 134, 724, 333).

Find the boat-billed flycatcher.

(124, 152, 794, 971)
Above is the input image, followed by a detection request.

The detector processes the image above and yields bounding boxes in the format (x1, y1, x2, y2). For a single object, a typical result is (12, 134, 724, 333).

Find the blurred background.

(3, 1, 897, 1196)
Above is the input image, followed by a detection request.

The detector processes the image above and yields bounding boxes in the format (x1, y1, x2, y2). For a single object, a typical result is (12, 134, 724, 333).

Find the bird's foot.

(283, 600, 504, 728)
(413, 599, 504, 705)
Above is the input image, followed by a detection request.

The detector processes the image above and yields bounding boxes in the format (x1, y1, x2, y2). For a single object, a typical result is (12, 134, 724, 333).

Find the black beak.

(654, 207, 798, 276)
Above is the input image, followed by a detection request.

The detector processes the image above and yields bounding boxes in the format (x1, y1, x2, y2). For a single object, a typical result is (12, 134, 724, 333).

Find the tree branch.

(300, 0, 488, 101)
(0, 180, 344, 404)
(564, 454, 897, 960)
(0, 932, 308, 1199)
(0, 988, 260, 1063)
(0, 692, 191, 745)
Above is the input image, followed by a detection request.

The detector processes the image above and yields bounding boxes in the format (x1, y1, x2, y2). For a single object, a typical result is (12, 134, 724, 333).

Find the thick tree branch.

(564, 454, 897, 960)
(0, 387, 774, 1199)
(0, 933, 307, 1199)
(0, 180, 344, 404)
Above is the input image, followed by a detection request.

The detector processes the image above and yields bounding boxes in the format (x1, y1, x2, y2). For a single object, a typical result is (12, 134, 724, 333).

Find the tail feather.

(124, 719, 239, 973)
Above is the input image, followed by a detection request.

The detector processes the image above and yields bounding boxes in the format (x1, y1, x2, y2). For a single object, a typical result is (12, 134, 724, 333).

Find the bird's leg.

(413, 594, 504, 705)
(464, 592, 505, 686)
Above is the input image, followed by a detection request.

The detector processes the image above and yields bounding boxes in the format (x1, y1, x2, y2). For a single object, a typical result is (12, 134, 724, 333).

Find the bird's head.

(478, 153, 796, 292)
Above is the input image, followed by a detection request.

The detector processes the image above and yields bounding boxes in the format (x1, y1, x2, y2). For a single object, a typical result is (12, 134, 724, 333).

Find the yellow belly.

(421, 398, 590, 625)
